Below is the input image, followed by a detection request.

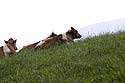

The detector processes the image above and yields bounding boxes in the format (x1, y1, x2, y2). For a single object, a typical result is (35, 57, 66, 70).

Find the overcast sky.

(0, 0, 125, 47)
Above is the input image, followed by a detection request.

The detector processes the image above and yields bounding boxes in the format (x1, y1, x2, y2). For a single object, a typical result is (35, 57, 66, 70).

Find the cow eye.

(74, 31, 77, 34)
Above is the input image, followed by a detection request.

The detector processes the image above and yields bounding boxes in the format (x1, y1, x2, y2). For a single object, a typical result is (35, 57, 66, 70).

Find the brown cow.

(35, 27, 82, 49)
(0, 38, 17, 58)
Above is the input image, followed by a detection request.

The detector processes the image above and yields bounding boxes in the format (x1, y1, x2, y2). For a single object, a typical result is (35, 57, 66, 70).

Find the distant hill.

(79, 18, 125, 38)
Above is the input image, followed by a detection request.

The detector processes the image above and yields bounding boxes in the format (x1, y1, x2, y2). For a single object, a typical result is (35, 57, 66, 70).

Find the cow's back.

(23, 41, 40, 49)
(36, 35, 64, 49)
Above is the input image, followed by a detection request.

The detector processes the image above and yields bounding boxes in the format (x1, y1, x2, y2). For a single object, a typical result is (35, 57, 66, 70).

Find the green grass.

(0, 32, 125, 83)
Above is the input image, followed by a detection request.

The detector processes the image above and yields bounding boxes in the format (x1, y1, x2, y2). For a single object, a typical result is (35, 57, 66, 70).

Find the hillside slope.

(0, 32, 125, 83)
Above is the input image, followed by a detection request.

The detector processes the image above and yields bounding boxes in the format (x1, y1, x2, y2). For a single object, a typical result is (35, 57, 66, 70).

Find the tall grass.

(0, 32, 125, 83)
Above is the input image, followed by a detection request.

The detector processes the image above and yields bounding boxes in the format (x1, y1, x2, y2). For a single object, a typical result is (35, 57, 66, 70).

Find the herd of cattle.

(0, 27, 82, 58)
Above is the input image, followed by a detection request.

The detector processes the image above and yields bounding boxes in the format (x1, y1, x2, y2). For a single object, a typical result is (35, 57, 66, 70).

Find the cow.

(35, 27, 82, 49)
(0, 38, 17, 58)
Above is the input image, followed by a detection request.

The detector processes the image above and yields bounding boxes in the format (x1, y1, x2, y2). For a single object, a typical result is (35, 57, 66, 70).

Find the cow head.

(66, 27, 82, 40)
(4, 38, 17, 54)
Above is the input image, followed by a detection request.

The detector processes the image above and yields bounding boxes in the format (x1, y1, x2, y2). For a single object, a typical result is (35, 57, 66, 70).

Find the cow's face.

(66, 27, 82, 39)
(4, 38, 17, 53)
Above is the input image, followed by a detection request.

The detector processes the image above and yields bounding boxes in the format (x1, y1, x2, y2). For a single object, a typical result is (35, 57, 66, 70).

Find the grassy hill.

(0, 32, 125, 83)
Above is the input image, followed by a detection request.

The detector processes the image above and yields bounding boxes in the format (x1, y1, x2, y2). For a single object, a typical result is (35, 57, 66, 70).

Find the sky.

(0, 0, 125, 48)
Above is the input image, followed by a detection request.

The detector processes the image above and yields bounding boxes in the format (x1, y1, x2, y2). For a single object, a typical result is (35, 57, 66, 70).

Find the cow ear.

(14, 40, 17, 43)
(52, 32, 54, 34)
(4, 40, 8, 44)
(51, 32, 55, 35)
(71, 27, 74, 30)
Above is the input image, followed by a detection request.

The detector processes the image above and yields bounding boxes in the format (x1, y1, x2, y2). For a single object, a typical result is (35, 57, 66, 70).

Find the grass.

(0, 32, 125, 83)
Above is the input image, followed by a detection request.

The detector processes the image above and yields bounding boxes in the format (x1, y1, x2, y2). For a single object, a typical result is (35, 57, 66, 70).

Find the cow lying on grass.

(22, 27, 81, 50)
(0, 38, 17, 58)
(35, 27, 82, 49)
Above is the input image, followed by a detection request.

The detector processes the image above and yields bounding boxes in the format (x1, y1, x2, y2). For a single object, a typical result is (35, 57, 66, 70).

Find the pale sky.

(0, 0, 125, 48)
